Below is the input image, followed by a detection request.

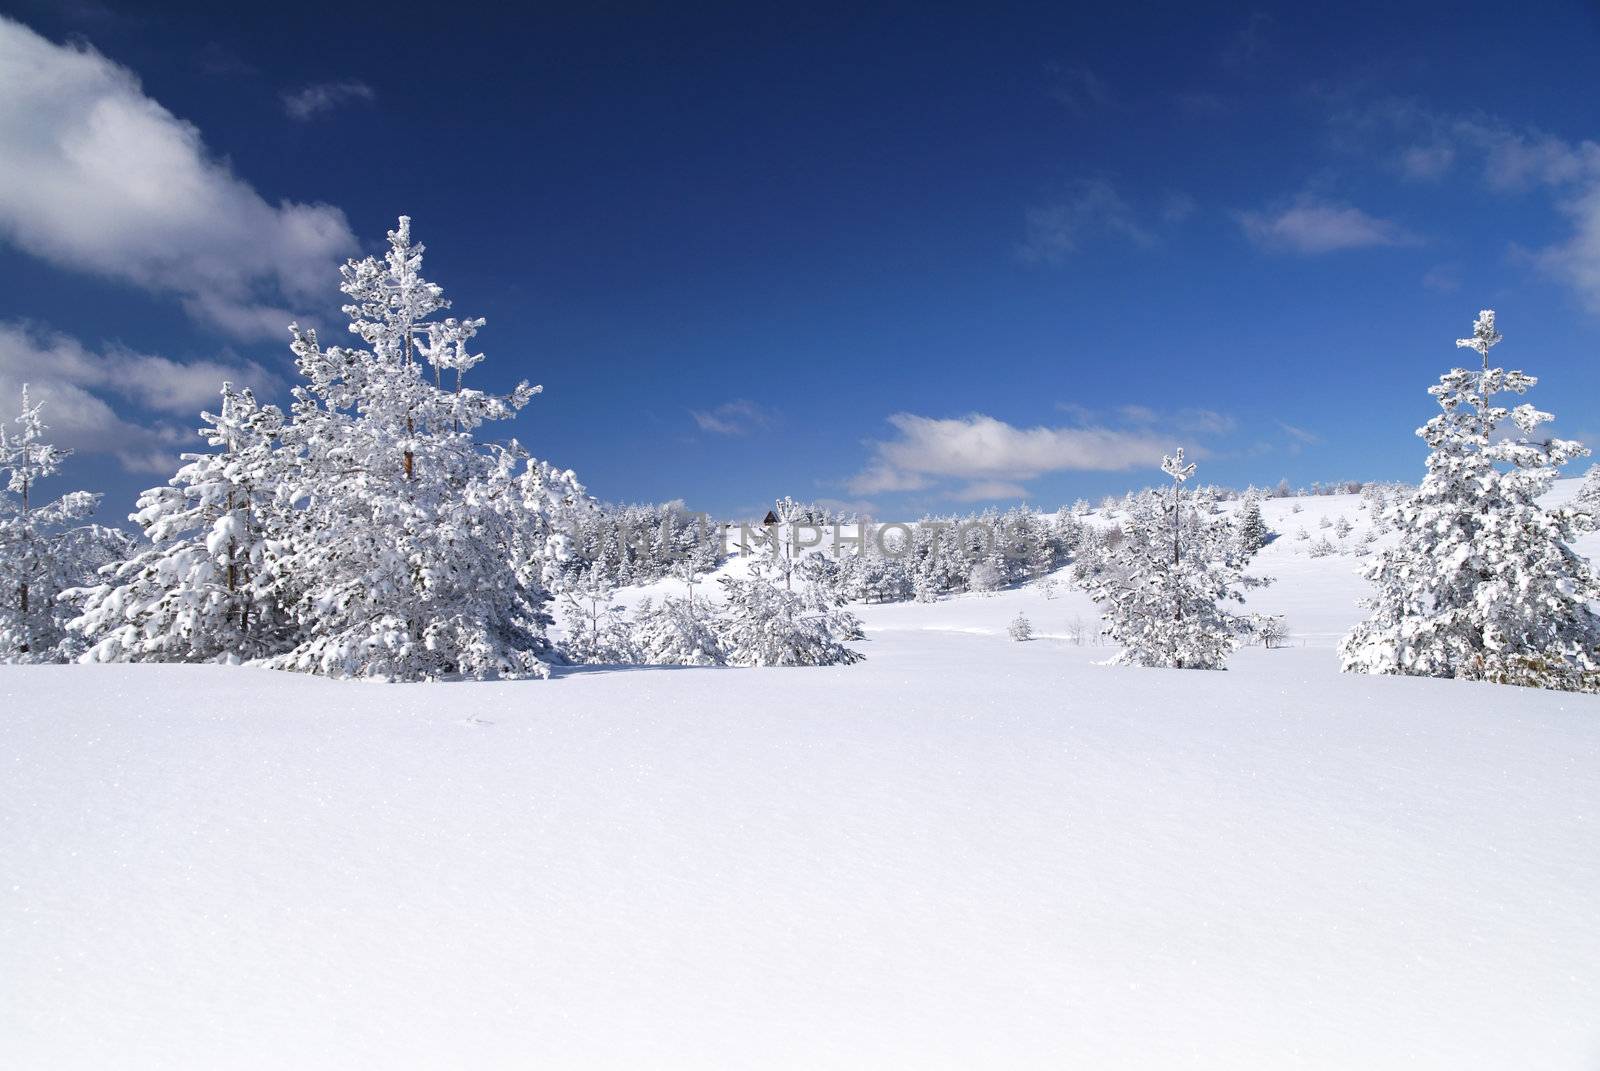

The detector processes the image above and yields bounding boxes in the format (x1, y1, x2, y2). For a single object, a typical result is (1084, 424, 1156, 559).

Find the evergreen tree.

(1340, 310, 1600, 690)
(631, 595, 724, 666)
(558, 557, 634, 664)
(1008, 611, 1033, 641)
(715, 576, 863, 666)
(1573, 463, 1600, 531)
(72, 385, 295, 663)
(270, 216, 560, 680)
(1235, 492, 1271, 556)
(0, 386, 107, 662)
(1074, 448, 1266, 669)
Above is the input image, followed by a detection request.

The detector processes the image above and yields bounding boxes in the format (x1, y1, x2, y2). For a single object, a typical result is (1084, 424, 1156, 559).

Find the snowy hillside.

(5, 486, 1600, 1068)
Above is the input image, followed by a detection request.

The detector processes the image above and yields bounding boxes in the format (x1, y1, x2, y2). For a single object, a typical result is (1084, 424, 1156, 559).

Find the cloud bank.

(0, 16, 356, 338)
(0, 320, 278, 474)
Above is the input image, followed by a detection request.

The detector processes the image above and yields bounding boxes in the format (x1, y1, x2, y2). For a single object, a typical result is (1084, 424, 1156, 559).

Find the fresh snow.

(4, 488, 1600, 1067)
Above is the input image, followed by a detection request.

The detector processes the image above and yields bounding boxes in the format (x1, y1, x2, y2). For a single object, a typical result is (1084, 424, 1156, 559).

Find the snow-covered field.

(4, 491, 1599, 1068)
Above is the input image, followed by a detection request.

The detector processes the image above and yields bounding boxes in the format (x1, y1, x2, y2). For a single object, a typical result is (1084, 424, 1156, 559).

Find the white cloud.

(1330, 100, 1600, 310)
(282, 80, 376, 121)
(1461, 122, 1600, 192)
(810, 496, 881, 518)
(1542, 184, 1600, 313)
(1278, 421, 1321, 453)
(1160, 192, 1197, 223)
(1047, 66, 1111, 115)
(1221, 10, 1274, 69)
(848, 412, 1176, 499)
(1176, 92, 1232, 119)
(1238, 195, 1416, 254)
(1099, 402, 1235, 435)
(689, 399, 775, 436)
(1445, 119, 1600, 309)
(0, 16, 357, 338)
(1399, 141, 1456, 181)
(1421, 263, 1461, 293)
(948, 480, 1030, 503)
(0, 320, 274, 473)
(846, 463, 931, 496)
(1021, 180, 1154, 263)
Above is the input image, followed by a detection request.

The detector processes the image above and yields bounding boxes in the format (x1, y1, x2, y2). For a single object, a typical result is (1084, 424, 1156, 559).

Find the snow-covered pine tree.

(1008, 611, 1033, 641)
(0, 386, 106, 662)
(1235, 492, 1271, 556)
(271, 216, 561, 680)
(1073, 447, 1265, 669)
(1339, 310, 1600, 691)
(557, 554, 635, 664)
(71, 384, 296, 663)
(1051, 505, 1084, 564)
(631, 594, 725, 666)
(714, 575, 864, 667)
(1573, 463, 1600, 532)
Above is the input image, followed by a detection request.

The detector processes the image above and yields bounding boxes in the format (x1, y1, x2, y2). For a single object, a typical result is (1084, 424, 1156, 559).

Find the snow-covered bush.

(631, 595, 724, 666)
(1340, 310, 1600, 691)
(1074, 448, 1267, 670)
(714, 577, 863, 667)
(1307, 536, 1335, 558)
(1244, 613, 1290, 650)
(0, 387, 119, 663)
(967, 560, 1004, 594)
(558, 562, 636, 664)
(1008, 612, 1033, 642)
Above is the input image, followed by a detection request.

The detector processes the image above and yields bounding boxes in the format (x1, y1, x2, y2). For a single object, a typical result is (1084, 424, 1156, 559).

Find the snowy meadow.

(4, 223, 1600, 1067)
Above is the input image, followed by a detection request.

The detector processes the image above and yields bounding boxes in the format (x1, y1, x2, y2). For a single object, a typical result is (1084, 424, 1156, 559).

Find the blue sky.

(2, 1, 1599, 521)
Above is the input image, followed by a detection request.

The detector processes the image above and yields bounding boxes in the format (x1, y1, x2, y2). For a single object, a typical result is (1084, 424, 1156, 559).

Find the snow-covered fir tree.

(71, 385, 295, 663)
(557, 556, 635, 664)
(1340, 310, 1600, 691)
(1573, 463, 1600, 531)
(631, 594, 724, 666)
(1073, 447, 1266, 670)
(270, 216, 568, 680)
(1235, 492, 1271, 556)
(0, 386, 110, 662)
(1008, 611, 1033, 641)
(714, 576, 863, 667)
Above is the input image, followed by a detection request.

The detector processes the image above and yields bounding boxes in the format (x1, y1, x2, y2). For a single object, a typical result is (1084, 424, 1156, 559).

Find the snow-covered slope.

(4, 487, 1600, 1068)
